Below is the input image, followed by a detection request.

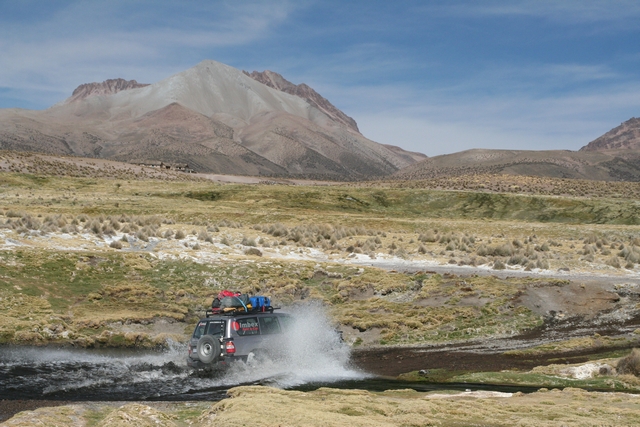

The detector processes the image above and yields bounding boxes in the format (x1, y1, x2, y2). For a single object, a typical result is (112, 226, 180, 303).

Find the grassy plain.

(1, 170, 640, 348)
(3, 164, 640, 424)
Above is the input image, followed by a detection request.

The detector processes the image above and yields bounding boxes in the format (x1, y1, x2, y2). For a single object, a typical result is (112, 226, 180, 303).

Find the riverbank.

(3, 386, 640, 426)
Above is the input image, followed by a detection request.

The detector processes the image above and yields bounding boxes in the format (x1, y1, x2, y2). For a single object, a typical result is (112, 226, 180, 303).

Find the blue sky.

(1, 0, 640, 156)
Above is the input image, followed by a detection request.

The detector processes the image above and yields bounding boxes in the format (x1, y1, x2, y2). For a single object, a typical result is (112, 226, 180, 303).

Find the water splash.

(224, 302, 367, 387)
(0, 305, 365, 400)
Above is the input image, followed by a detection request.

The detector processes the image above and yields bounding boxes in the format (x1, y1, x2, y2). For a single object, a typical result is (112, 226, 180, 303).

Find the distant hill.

(0, 60, 425, 180)
(393, 116, 640, 182)
(393, 148, 640, 182)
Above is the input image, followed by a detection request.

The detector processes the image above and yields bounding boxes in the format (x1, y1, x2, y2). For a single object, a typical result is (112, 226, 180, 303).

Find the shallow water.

(0, 344, 547, 402)
(0, 342, 364, 401)
(0, 305, 371, 401)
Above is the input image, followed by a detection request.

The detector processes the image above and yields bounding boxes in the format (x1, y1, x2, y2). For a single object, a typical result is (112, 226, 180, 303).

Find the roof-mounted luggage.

(207, 291, 274, 317)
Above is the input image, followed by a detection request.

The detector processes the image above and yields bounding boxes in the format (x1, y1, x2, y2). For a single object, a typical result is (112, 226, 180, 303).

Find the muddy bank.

(351, 309, 640, 377)
(351, 344, 634, 377)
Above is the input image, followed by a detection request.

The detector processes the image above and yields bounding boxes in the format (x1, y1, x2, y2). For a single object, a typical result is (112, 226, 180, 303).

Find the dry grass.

(6, 386, 640, 426)
(376, 172, 640, 199)
(1, 170, 640, 347)
(617, 348, 640, 376)
(504, 335, 639, 357)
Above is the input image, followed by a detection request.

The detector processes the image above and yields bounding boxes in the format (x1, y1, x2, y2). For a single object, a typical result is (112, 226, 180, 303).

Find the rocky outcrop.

(580, 117, 640, 152)
(244, 70, 360, 133)
(65, 78, 149, 103)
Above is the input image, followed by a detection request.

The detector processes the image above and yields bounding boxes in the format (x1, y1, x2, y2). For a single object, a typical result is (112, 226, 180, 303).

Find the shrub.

(268, 223, 288, 237)
(617, 349, 640, 376)
(536, 259, 550, 269)
(110, 240, 123, 249)
(136, 231, 149, 242)
(606, 257, 621, 269)
(508, 254, 527, 266)
(476, 245, 488, 257)
(244, 248, 263, 257)
(175, 230, 186, 239)
(102, 224, 115, 236)
(493, 260, 506, 270)
(535, 243, 550, 252)
(419, 231, 437, 243)
(241, 236, 256, 247)
(89, 220, 102, 235)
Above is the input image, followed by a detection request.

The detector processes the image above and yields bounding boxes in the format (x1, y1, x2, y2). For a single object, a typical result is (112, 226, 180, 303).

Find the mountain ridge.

(64, 78, 150, 104)
(243, 70, 360, 133)
(0, 60, 424, 180)
(580, 117, 640, 153)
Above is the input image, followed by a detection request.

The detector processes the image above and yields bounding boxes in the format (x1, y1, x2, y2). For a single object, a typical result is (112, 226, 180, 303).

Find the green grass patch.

(504, 335, 640, 357)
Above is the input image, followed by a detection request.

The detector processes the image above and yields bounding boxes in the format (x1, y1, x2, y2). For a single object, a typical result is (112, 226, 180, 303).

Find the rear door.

(231, 316, 263, 355)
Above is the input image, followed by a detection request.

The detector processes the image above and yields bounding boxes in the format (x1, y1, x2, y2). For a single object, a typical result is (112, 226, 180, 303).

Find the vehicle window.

(233, 317, 260, 336)
(193, 321, 207, 339)
(278, 315, 293, 331)
(258, 316, 281, 335)
(206, 321, 225, 337)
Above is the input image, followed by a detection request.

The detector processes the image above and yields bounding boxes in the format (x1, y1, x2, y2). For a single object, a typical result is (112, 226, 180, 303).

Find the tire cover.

(197, 335, 221, 364)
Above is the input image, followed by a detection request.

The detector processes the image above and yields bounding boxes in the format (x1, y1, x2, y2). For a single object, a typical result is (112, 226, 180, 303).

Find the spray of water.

(0, 304, 366, 400)
(224, 302, 367, 387)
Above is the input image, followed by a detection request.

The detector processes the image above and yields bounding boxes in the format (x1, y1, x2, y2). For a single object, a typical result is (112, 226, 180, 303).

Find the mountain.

(580, 117, 640, 153)
(0, 60, 424, 180)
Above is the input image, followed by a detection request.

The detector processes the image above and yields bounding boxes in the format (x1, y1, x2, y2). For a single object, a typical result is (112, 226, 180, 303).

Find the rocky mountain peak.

(65, 78, 149, 103)
(243, 70, 360, 133)
(580, 117, 640, 152)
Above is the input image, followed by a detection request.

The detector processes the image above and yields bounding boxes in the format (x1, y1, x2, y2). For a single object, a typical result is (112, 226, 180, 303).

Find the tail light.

(225, 341, 236, 354)
(188, 346, 192, 355)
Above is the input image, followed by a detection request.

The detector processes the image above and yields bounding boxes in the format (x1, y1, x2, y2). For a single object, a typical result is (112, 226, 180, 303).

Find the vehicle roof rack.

(205, 306, 276, 318)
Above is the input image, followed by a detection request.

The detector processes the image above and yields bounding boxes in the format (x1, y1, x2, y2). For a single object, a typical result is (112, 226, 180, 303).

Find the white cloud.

(441, 0, 640, 24)
(0, 0, 298, 108)
(350, 80, 640, 156)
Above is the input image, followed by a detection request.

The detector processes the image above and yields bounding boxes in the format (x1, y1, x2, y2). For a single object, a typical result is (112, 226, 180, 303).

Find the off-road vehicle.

(187, 310, 293, 370)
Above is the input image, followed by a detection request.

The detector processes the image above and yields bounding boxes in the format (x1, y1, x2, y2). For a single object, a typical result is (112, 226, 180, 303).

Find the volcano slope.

(0, 60, 424, 180)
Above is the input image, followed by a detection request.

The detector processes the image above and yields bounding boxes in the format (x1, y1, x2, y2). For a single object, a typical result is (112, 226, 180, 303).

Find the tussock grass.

(1, 171, 640, 347)
(504, 335, 639, 357)
(9, 385, 640, 426)
(617, 348, 640, 376)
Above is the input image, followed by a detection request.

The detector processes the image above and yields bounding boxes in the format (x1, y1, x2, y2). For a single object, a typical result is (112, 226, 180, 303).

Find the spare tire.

(197, 335, 221, 364)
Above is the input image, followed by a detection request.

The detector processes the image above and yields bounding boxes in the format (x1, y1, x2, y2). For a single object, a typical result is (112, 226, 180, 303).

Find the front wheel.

(197, 335, 221, 364)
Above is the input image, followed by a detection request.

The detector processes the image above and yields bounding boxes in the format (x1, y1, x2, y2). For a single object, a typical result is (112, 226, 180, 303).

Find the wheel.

(197, 335, 221, 364)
